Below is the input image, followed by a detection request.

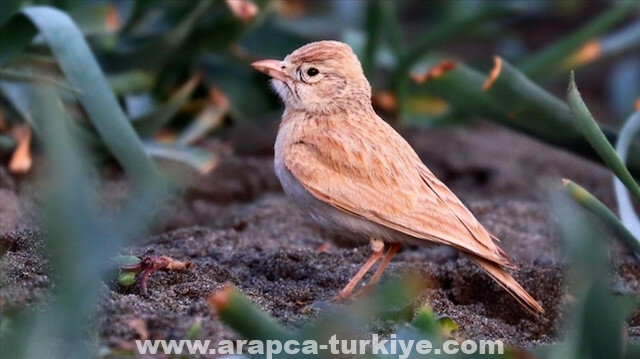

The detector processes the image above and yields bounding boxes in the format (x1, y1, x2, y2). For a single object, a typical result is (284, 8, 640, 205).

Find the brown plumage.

(251, 40, 543, 314)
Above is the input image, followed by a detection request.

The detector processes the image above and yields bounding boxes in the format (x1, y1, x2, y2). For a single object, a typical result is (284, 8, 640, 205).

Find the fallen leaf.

(563, 40, 601, 69)
(128, 319, 149, 341)
(226, 0, 259, 23)
(483, 56, 502, 91)
(410, 60, 457, 84)
(372, 91, 398, 113)
(9, 124, 32, 174)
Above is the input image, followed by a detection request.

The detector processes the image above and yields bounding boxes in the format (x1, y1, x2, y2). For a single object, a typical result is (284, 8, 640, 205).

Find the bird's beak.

(251, 59, 289, 83)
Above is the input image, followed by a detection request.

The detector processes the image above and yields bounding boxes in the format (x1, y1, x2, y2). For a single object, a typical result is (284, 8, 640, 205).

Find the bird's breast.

(274, 124, 417, 245)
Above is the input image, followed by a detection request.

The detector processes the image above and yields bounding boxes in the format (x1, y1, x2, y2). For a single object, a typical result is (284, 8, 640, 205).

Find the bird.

(251, 40, 544, 314)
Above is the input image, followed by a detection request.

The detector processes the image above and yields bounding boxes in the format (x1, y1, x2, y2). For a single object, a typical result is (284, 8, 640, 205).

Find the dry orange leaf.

(209, 86, 230, 112)
(208, 285, 233, 312)
(483, 56, 502, 91)
(128, 319, 149, 341)
(106, 4, 121, 32)
(372, 91, 398, 112)
(275, 0, 306, 18)
(563, 40, 601, 69)
(9, 124, 32, 174)
(226, 0, 259, 23)
(410, 60, 457, 84)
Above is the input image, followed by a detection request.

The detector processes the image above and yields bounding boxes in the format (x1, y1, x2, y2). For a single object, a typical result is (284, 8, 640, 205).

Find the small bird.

(251, 41, 543, 314)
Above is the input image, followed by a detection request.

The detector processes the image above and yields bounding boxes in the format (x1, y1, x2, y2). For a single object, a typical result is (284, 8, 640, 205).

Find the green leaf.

(175, 102, 226, 146)
(551, 193, 637, 359)
(67, 3, 119, 36)
(485, 59, 579, 141)
(239, 15, 311, 59)
(0, 81, 102, 148)
(436, 316, 458, 337)
(183, 321, 202, 341)
(568, 72, 640, 203)
(106, 0, 211, 72)
(143, 142, 219, 175)
(413, 58, 640, 176)
(112, 255, 142, 267)
(361, 0, 384, 79)
(117, 271, 138, 287)
(0, 0, 22, 25)
(132, 73, 201, 137)
(209, 286, 293, 342)
(520, 1, 639, 80)
(562, 179, 640, 258)
(108, 70, 155, 95)
(614, 112, 640, 240)
(0, 68, 78, 92)
(0, 12, 38, 67)
(411, 306, 441, 336)
(391, 5, 515, 107)
(7, 6, 161, 187)
(9, 85, 109, 359)
(201, 54, 274, 121)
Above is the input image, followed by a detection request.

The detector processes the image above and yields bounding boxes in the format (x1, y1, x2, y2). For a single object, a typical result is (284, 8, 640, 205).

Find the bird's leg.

(355, 243, 401, 297)
(334, 238, 384, 301)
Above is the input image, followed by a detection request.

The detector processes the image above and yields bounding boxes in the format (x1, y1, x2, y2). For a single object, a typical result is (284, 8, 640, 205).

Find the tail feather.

(470, 256, 544, 315)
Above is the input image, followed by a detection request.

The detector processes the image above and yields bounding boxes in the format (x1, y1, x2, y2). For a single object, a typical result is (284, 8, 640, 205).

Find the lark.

(251, 41, 543, 314)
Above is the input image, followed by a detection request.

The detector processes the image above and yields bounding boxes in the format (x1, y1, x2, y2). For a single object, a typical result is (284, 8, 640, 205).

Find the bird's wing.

(282, 120, 513, 267)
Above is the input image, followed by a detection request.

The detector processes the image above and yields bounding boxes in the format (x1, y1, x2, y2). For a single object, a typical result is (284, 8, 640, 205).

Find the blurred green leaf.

(0, 0, 22, 25)
(414, 58, 640, 176)
(132, 73, 201, 137)
(210, 286, 294, 342)
(609, 56, 640, 120)
(99, 0, 211, 73)
(0, 11, 38, 67)
(68, 3, 119, 36)
(520, 1, 638, 81)
(176, 102, 227, 146)
(0, 68, 77, 92)
(183, 321, 202, 341)
(562, 179, 640, 257)
(552, 193, 640, 359)
(361, 0, 384, 79)
(379, 0, 404, 58)
(0, 81, 102, 148)
(143, 141, 219, 175)
(614, 112, 640, 240)
(108, 70, 155, 95)
(4, 85, 111, 359)
(436, 316, 458, 337)
(411, 306, 442, 336)
(112, 254, 142, 267)
(485, 59, 577, 140)
(0, 134, 17, 150)
(239, 15, 311, 59)
(6, 6, 161, 187)
(391, 5, 515, 107)
(201, 54, 274, 121)
(117, 271, 137, 287)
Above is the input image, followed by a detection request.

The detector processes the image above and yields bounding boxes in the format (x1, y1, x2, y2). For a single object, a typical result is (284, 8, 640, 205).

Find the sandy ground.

(1, 122, 639, 356)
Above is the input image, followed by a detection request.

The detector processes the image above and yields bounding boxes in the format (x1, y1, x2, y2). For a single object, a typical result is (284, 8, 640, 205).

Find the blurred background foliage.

(0, 0, 639, 358)
(1, 0, 639, 180)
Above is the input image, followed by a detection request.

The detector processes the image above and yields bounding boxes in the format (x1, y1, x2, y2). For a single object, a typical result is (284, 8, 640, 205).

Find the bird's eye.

(306, 68, 319, 77)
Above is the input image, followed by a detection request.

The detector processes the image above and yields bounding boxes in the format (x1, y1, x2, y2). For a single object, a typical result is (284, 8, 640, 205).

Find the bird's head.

(251, 41, 372, 114)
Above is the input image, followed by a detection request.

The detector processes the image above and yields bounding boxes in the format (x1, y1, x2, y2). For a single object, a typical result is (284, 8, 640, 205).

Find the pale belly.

(274, 154, 419, 245)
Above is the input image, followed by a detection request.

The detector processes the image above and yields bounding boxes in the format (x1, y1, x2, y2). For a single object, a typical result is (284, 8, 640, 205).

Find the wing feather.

(281, 114, 513, 267)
